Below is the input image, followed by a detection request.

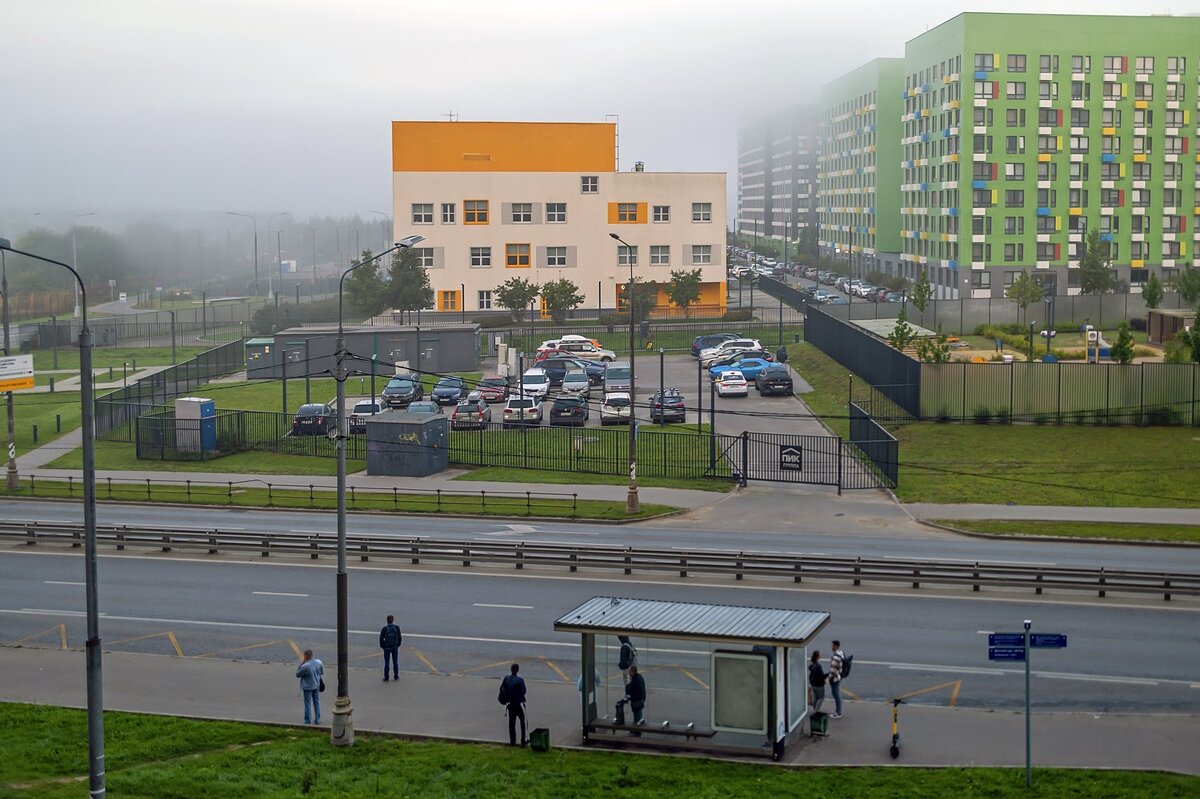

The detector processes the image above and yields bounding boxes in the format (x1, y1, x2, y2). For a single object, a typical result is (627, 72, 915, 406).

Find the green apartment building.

(897, 12, 1200, 298)
(818, 59, 905, 276)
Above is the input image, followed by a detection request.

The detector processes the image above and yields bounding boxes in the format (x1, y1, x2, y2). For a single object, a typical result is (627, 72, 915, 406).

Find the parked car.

(826, 296, 849, 305)
(518, 368, 551, 400)
(698, 338, 763, 364)
(502, 395, 543, 428)
(451, 394, 491, 429)
(710, 357, 772, 382)
(538, 355, 604, 386)
(381, 375, 423, 408)
(811, 289, 832, 302)
(348, 399, 384, 433)
(600, 392, 632, 425)
(648, 388, 686, 423)
(539, 336, 615, 361)
(709, 349, 774, 368)
(603, 362, 634, 394)
(549, 395, 590, 427)
(560, 369, 591, 397)
(291, 403, 332, 436)
(885, 292, 906, 303)
(431, 376, 467, 405)
(714, 371, 749, 398)
(477, 375, 510, 403)
(691, 332, 743, 358)
(404, 400, 442, 414)
(755, 366, 794, 396)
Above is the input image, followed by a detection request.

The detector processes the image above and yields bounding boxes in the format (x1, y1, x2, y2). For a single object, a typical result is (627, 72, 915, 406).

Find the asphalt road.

(3, 549, 1196, 713)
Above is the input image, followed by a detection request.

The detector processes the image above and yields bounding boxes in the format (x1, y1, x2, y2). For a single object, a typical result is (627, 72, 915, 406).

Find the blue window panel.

(972, 180, 986, 189)
(974, 71, 988, 80)
(948, 259, 958, 269)
(1101, 154, 1115, 163)
(948, 208, 959, 217)
(1037, 208, 1051, 216)
(1100, 233, 1114, 242)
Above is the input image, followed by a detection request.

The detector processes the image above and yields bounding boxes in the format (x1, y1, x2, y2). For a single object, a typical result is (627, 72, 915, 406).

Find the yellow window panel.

(1131, 259, 1144, 268)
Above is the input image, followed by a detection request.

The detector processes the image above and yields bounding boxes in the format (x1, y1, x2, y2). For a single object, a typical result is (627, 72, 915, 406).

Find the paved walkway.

(908, 503, 1200, 526)
(2, 647, 1195, 773)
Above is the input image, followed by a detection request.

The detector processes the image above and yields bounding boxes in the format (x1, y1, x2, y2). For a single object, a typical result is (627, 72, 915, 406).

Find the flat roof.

(554, 596, 830, 646)
(853, 317, 937, 339)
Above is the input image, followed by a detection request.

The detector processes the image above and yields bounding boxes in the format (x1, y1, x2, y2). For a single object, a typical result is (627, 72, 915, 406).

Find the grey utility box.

(365, 411, 449, 477)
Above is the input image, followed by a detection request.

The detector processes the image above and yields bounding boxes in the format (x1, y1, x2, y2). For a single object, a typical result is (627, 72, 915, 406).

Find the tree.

(664, 269, 703, 317)
(1006, 269, 1043, 323)
(539, 277, 583, 324)
(1175, 268, 1200, 309)
(915, 323, 952, 363)
(1077, 227, 1117, 295)
(910, 270, 933, 313)
(1142, 272, 1164, 311)
(343, 249, 388, 318)
(887, 306, 917, 351)
(1109, 320, 1135, 365)
(1167, 327, 1200, 364)
(494, 277, 541, 323)
(619, 280, 660, 324)
(386, 247, 434, 321)
(797, 224, 819, 258)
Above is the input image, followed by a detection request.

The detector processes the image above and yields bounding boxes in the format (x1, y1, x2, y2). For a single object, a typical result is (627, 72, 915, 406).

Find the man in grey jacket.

(296, 649, 325, 725)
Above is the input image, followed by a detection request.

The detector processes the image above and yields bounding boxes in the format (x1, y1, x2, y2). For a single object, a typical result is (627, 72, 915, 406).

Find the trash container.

(529, 727, 551, 752)
(810, 711, 829, 737)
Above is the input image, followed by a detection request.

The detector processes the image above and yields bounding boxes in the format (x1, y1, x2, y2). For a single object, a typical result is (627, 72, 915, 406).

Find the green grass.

(45, 440, 352, 476)
(180, 373, 483, 415)
(31, 346, 213, 372)
(7, 473, 674, 520)
(2, 704, 1193, 798)
(932, 519, 1200, 544)
(455, 466, 734, 492)
(8, 393, 82, 453)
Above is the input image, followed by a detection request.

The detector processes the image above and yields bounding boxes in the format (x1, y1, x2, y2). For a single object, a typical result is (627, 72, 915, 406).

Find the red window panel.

(1182, 138, 1190, 154)
(991, 163, 999, 180)
(1054, 243, 1062, 260)
(1120, 56, 1128, 74)
(992, 81, 999, 99)
(1056, 109, 1064, 126)
(1182, 217, 1189, 233)
(1118, 189, 1125, 207)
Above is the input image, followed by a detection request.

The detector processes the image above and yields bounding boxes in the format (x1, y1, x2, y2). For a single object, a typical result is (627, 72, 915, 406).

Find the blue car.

(709, 358, 772, 382)
(431, 376, 467, 405)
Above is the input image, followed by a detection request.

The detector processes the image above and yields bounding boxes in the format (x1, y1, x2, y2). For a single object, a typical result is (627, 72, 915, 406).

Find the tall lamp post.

(267, 211, 291, 300)
(72, 211, 95, 318)
(226, 211, 260, 297)
(608, 232, 639, 514)
(367, 209, 390, 251)
(0, 237, 102, 796)
(333, 234, 424, 746)
(1, 251, 18, 489)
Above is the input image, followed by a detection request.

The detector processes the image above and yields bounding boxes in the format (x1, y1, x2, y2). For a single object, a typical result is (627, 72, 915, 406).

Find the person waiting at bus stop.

(624, 664, 647, 735)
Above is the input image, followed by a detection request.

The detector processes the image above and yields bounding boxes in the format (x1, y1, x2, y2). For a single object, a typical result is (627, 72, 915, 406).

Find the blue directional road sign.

(989, 633, 1026, 647)
(989, 647, 1027, 662)
(1031, 633, 1067, 648)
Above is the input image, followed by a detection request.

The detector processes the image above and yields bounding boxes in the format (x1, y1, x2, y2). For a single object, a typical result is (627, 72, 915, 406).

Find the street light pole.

(0, 237, 102, 796)
(267, 211, 291, 301)
(225, 212, 260, 297)
(1, 251, 19, 489)
(368, 210, 390, 252)
(333, 234, 424, 747)
(609, 233, 639, 514)
(72, 212, 95, 318)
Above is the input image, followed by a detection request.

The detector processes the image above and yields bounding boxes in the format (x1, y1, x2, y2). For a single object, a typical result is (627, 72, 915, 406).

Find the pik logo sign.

(779, 445, 802, 471)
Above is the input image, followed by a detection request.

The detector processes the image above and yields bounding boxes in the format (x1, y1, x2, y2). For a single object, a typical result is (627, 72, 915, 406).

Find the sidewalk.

(907, 503, 1200, 526)
(2, 647, 1196, 773)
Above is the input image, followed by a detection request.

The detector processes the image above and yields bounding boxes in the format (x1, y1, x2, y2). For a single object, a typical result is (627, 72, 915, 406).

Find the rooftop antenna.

(441, 110, 459, 122)
(605, 113, 620, 170)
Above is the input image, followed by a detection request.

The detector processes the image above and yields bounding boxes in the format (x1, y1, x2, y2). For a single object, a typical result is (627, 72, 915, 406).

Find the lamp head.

(396, 235, 425, 248)
(608, 233, 620, 241)
(0, 238, 11, 251)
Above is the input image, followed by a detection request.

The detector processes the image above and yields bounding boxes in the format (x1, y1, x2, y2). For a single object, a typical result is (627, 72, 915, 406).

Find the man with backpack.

(618, 635, 638, 685)
(497, 663, 527, 746)
(829, 639, 851, 719)
(379, 615, 402, 682)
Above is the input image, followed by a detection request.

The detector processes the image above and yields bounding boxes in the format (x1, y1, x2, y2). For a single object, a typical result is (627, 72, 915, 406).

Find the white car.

(600, 392, 632, 425)
(348, 399, 384, 433)
(502, 395, 543, 428)
(715, 370, 749, 397)
(698, 338, 763, 364)
(518, 368, 551, 399)
(560, 369, 591, 397)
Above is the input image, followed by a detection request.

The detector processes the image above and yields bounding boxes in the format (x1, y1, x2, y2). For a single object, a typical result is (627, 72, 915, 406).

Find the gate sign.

(0, 355, 34, 392)
(989, 633, 1027, 647)
(1031, 633, 1067, 649)
(779, 445, 802, 471)
(988, 647, 1026, 662)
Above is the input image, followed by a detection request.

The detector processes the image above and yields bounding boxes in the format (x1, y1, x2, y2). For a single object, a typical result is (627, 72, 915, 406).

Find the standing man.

(296, 649, 324, 725)
(624, 664, 647, 736)
(829, 640, 846, 719)
(379, 614, 402, 682)
(498, 663, 527, 746)
(808, 650, 827, 713)
(618, 635, 638, 685)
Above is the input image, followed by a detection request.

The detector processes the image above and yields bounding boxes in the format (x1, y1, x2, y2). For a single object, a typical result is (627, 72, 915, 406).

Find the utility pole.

(2, 252, 18, 489)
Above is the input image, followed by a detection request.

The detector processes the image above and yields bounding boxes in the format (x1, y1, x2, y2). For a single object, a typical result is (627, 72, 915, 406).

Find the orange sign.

(0, 355, 34, 392)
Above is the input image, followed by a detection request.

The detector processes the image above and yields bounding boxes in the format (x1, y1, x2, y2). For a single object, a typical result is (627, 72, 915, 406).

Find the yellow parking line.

(12, 623, 69, 650)
(106, 631, 183, 656)
(678, 667, 709, 690)
(166, 631, 183, 657)
(59, 623, 68, 650)
(539, 657, 571, 683)
(842, 688, 862, 700)
(193, 640, 283, 659)
(410, 647, 440, 674)
(950, 679, 961, 707)
(288, 639, 303, 658)
(457, 658, 514, 675)
(895, 679, 963, 705)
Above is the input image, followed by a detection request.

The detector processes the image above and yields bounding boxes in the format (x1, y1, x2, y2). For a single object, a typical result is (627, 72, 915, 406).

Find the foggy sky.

(3, 0, 1193, 221)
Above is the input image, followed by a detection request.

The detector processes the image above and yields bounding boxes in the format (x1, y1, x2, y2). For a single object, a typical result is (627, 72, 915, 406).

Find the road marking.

(474, 603, 533, 610)
(44, 581, 85, 586)
(1039, 673, 1159, 686)
(976, 630, 994, 635)
(889, 664, 1010, 676)
(252, 591, 309, 598)
(288, 530, 329, 535)
(884, 556, 1056, 566)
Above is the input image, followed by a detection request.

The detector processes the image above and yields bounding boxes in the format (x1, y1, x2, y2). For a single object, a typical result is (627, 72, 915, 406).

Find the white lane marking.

(288, 530, 329, 534)
(884, 556, 1056, 566)
(473, 603, 533, 610)
(976, 630, 994, 634)
(1040, 673, 1159, 686)
(252, 591, 309, 598)
(889, 664, 1011, 676)
(44, 581, 85, 586)
(21, 608, 106, 617)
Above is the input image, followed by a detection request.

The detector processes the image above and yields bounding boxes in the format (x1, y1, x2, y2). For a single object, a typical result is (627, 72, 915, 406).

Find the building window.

(1101, 136, 1121, 155)
(972, 216, 992, 235)
(581, 176, 599, 193)
(1037, 108, 1056, 126)
(1102, 55, 1123, 73)
(1071, 55, 1091, 73)
(1103, 81, 1121, 100)
(1005, 135, 1023, 154)
(1165, 82, 1186, 101)
(1037, 135, 1058, 154)
(1004, 216, 1024, 235)
(1069, 188, 1089, 207)
(1007, 54, 1026, 73)
(652, 205, 670, 223)
(511, 203, 532, 223)
(1039, 54, 1058, 73)
(617, 203, 639, 223)
(692, 202, 712, 222)
(1132, 215, 1152, 234)
(1134, 82, 1153, 101)
(650, 245, 670, 265)
(1135, 56, 1154, 74)
(971, 270, 992, 288)
(691, 245, 712, 265)
(1133, 162, 1152, 180)
(973, 162, 992, 180)
(412, 203, 433, 224)
(1005, 190, 1024, 208)
(413, 248, 434, 268)
(974, 80, 992, 99)
(1101, 162, 1121, 180)
(974, 53, 995, 72)
(546, 202, 566, 223)
(971, 243, 992, 261)
(505, 243, 530, 268)
(1164, 216, 1183, 233)
(1069, 109, 1090, 126)
(1004, 243, 1024, 262)
(1007, 108, 1026, 127)
(1070, 136, 1089, 153)
(477, 290, 492, 310)
(470, 247, 492, 268)
(1007, 81, 1026, 100)
(1102, 109, 1121, 127)
(1100, 189, 1121, 208)
(972, 189, 993, 207)
(1036, 242, 1056, 260)
(1006, 163, 1024, 181)
(1038, 215, 1058, 233)
(1167, 56, 1186, 74)
(1038, 80, 1057, 100)
(1133, 136, 1152, 155)
(1165, 109, 1185, 128)
(1070, 81, 1090, 101)
(617, 245, 638, 266)
(1100, 216, 1119, 234)
(1163, 188, 1182, 206)
(437, 290, 458, 311)
(1068, 163, 1089, 183)
(464, 200, 489, 224)
(546, 246, 567, 267)
(441, 203, 456, 224)
(974, 107, 993, 126)
(1037, 162, 1057, 181)
(1164, 136, 1184, 154)
(1164, 242, 1182, 259)
(1004, 271, 1020, 287)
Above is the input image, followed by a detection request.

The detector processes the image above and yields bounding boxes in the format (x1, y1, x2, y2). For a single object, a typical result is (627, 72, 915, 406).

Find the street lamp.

(0, 236, 102, 796)
(72, 212, 95, 318)
(267, 212, 291, 300)
(333, 233, 424, 746)
(367, 209, 390, 251)
(608, 232, 640, 514)
(225, 211, 260, 297)
(1, 251, 18, 489)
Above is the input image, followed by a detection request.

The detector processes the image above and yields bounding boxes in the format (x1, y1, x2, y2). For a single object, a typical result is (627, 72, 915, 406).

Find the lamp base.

(626, 485, 640, 515)
(330, 696, 354, 746)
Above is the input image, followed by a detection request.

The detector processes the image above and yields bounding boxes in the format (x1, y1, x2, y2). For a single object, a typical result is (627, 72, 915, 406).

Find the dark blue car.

(537, 356, 605, 386)
(691, 333, 743, 358)
(431, 376, 467, 405)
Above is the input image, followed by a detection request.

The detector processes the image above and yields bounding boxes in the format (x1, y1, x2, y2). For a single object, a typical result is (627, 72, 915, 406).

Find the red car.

(477, 375, 510, 403)
(534, 348, 572, 361)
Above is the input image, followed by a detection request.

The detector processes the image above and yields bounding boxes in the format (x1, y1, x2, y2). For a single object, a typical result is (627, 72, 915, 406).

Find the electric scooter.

(889, 698, 904, 759)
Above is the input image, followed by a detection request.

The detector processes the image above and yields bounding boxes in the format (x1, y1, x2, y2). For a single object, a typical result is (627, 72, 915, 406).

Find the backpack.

(841, 654, 853, 679)
(497, 677, 509, 705)
(619, 641, 637, 670)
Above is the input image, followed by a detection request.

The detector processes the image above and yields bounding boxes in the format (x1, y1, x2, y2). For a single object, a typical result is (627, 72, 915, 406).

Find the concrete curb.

(923, 520, 1200, 549)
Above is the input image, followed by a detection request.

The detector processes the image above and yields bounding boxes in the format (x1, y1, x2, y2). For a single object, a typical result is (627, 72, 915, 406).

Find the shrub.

(599, 313, 629, 327)
(723, 308, 754, 322)
(1129, 317, 1147, 332)
(972, 407, 993, 424)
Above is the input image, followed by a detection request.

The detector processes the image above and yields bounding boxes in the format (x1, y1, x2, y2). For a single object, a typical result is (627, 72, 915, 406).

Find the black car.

(755, 366, 794, 396)
(691, 333, 743, 358)
(291, 403, 332, 436)
(710, 349, 774, 368)
(549, 395, 589, 427)
(648, 388, 687, 423)
(538, 356, 605, 386)
(431, 376, 467, 405)
(381, 376, 423, 408)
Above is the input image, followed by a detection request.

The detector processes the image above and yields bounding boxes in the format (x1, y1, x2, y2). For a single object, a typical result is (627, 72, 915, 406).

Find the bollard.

(109, 366, 114, 380)
(32, 424, 37, 444)
(48, 377, 54, 393)
(56, 414, 61, 433)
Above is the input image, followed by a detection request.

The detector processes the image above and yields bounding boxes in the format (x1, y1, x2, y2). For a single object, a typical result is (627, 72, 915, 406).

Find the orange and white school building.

(391, 120, 727, 316)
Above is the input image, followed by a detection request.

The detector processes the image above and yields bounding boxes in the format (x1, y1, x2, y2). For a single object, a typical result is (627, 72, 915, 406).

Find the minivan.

(603, 362, 633, 395)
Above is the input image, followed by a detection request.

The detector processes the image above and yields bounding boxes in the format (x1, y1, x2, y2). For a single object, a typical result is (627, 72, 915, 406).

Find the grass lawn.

(787, 342, 1200, 508)
(932, 519, 1200, 544)
(455, 466, 734, 492)
(45, 440, 350, 476)
(183, 373, 484, 415)
(2, 705, 1192, 799)
(9, 393, 82, 453)
(32, 346, 213, 372)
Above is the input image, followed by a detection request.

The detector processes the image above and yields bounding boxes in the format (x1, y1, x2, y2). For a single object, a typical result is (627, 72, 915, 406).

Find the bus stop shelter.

(554, 596, 830, 759)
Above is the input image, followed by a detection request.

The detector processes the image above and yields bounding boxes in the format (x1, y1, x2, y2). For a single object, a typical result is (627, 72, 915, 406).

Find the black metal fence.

(804, 305, 922, 416)
(849, 402, 899, 488)
(756, 275, 819, 310)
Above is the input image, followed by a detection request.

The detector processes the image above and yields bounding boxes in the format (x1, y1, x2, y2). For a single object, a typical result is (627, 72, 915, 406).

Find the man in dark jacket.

(624, 664, 647, 736)
(379, 615, 402, 682)
(498, 663, 527, 745)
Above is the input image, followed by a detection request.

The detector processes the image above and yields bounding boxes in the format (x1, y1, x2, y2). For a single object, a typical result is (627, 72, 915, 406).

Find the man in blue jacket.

(379, 615, 402, 681)
(498, 663, 527, 746)
(295, 649, 324, 725)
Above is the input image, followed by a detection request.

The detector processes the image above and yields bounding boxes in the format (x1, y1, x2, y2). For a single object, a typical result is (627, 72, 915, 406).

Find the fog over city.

(1, 0, 1191, 225)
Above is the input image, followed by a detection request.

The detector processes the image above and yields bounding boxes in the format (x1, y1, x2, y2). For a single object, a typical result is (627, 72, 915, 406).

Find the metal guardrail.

(3, 522, 1195, 602)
